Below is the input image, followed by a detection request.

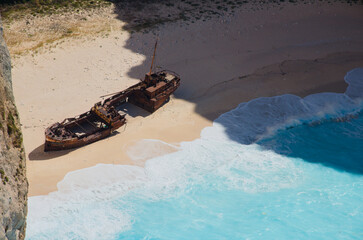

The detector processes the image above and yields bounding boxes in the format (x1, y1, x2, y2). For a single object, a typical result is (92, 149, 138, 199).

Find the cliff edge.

(0, 16, 28, 240)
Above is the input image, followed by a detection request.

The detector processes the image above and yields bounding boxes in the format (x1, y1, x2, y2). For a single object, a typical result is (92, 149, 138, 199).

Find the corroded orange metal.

(44, 70, 180, 151)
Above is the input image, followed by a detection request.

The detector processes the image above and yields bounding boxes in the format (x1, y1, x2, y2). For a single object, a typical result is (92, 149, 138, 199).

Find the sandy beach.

(9, 1, 363, 196)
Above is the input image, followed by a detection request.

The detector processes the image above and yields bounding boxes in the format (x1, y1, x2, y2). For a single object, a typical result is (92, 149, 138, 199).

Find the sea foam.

(202, 68, 363, 144)
(26, 68, 363, 240)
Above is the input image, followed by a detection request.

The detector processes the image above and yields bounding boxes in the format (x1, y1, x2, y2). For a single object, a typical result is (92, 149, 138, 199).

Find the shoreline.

(39, 66, 363, 196)
(24, 52, 363, 197)
(10, 2, 363, 196)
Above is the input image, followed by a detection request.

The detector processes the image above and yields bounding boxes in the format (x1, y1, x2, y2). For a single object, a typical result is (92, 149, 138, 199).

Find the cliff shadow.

(106, 1, 363, 175)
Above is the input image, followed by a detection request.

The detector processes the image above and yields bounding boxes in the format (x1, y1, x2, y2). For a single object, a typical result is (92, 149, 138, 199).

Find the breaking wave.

(26, 68, 363, 240)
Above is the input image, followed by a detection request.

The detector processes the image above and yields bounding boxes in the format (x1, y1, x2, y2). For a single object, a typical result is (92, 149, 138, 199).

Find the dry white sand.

(11, 2, 363, 196)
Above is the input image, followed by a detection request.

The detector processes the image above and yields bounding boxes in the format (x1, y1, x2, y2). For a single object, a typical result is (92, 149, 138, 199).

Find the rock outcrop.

(0, 16, 28, 240)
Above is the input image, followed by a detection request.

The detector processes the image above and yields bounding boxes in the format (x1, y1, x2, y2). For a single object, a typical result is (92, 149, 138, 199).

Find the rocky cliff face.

(0, 17, 28, 240)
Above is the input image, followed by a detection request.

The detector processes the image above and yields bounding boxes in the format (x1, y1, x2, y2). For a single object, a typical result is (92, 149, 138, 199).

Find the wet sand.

(11, 2, 363, 196)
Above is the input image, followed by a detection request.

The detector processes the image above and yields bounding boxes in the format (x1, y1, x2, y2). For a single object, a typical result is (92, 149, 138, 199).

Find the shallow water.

(26, 68, 363, 240)
(115, 115, 363, 240)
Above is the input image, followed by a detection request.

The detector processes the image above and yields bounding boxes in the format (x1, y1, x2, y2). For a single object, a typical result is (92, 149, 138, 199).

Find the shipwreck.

(44, 41, 180, 151)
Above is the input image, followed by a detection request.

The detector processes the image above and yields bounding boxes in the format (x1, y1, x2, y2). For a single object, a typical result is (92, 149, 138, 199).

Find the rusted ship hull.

(44, 121, 125, 151)
(44, 72, 180, 151)
(128, 71, 181, 112)
(44, 105, 126, 151)
(45, 128, 111, 151)
(44, 70, 180, 151)
(45, 40, 180, 152)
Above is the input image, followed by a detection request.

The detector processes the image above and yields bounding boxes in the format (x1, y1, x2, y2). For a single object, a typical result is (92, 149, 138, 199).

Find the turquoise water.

(115, 114, 363, 239)
(27, 69, 363, 240)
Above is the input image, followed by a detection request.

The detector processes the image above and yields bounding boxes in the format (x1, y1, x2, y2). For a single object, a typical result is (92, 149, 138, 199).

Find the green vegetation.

(1, 0, 362, 21)
(15, 167, 22, 177)
(6, 111, 23, 148)
(0, 104, 5, 120)
(125, 0, 363, 32)
(131, 17, 178, 32)
(0, 168, 8, 185)
(1, 0, 362, 54)
(0, 106, 3, 130)
(7, 111, 15, 135)
(0, 0, 112, 20)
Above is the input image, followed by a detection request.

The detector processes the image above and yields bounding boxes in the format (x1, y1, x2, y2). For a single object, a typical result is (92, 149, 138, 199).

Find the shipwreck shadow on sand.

(116, 102, 150, 118)
(29, 131, 122, 161)
(28, 144, 73, 161)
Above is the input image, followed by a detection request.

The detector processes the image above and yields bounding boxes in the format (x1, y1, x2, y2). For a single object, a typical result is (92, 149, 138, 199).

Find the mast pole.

(148, 40, 158, 76)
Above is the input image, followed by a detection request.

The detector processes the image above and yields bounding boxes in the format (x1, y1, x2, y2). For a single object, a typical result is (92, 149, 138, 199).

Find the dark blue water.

(259, 112, 363, 175)
(26, 68, 363, 240)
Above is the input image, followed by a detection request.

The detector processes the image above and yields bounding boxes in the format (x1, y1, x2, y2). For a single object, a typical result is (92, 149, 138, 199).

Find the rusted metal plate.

(146, 81, 166, 93)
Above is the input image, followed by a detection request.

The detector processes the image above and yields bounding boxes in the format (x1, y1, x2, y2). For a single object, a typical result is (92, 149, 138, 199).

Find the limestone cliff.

(0, 16, 28, 240)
